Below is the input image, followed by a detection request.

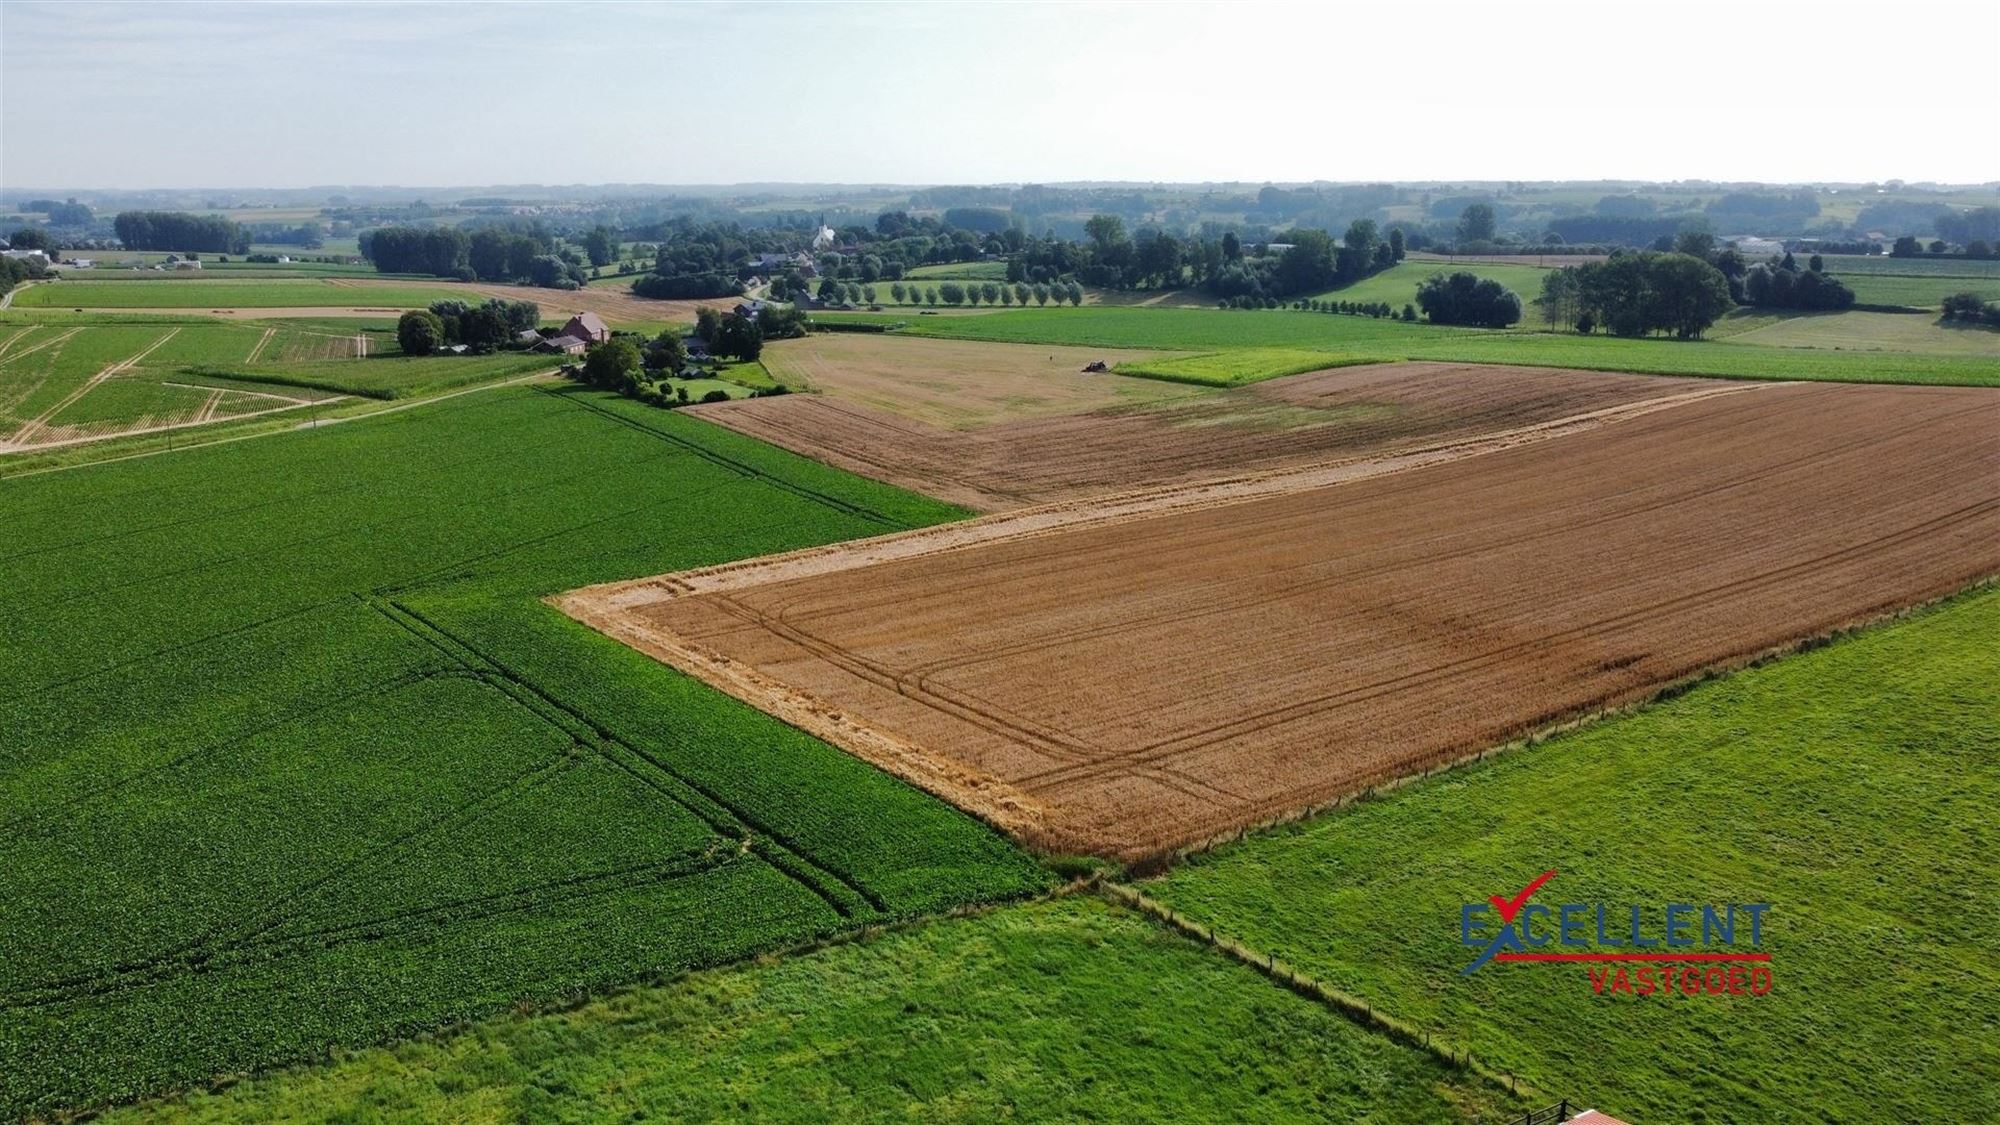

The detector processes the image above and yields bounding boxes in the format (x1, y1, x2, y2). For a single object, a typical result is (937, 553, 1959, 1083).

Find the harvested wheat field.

(758, 334, 1191, 428)
(696, 359, 1729, 510)
(564, 381, 1999, 861)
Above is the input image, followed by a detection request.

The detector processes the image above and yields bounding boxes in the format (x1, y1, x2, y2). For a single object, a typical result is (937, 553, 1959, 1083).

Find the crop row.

(0, 384, 1043, 1116)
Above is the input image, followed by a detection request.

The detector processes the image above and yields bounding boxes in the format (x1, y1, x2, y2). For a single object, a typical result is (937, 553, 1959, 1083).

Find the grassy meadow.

(0, 386, 1045, 1116)
(103, 896, 1521, 1123)
(1115, 347, 1371, 387)
(1148, 587, 2000, 1123)
(1310, 260, 1555, 310)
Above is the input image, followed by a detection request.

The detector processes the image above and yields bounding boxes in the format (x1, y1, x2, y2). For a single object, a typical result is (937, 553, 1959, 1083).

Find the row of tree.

(363, 225, 591, 288)
(395, 298, 541, 355)
(112, 211, 250, 254)
(836, 279, 1085, 308)
(1743, 254, 1855, 311)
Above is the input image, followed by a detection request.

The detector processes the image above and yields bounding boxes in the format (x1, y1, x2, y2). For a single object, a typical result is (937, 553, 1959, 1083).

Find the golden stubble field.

(568, 372, 2000, 861)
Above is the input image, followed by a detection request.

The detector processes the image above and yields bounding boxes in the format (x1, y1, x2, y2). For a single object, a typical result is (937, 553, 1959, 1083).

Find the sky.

(2, 0, 1996, 191)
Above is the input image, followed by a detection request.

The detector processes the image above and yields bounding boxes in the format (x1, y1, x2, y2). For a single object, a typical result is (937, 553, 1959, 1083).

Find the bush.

(700, 389, 731, 404)
(396, 309, 445, 356)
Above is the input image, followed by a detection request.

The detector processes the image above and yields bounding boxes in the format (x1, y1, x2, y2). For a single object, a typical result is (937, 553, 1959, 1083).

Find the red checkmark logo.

(1490, 870, 1558, 924)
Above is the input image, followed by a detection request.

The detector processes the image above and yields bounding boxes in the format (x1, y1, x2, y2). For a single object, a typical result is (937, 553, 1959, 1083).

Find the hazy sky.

(3, 0, 1996, 190)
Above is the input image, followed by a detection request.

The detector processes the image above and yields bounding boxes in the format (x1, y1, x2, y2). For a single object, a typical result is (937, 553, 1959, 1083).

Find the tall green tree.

(395, 309, 444, 356)
(1456, 203, 1497, 243)
(583, 226, 617, 268)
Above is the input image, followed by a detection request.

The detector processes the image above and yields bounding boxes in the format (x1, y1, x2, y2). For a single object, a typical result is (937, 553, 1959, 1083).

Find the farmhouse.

(560, 312, 609, 343)
(681, 335, 711, 361)
(536, 334, 588, 355)
(2, 248, 49, 264)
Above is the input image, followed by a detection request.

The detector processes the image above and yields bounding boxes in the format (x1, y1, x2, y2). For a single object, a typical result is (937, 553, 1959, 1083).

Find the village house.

(559, 312, 609, 343)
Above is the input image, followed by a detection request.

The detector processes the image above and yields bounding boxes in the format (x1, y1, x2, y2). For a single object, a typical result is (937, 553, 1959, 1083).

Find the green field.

(13, 279, 476, 309)
(104, 896, 1520, 1122)
(1816, 253, 2000, 278)
(0, 386, 1046, 1117)
(905, 260, 1011, 281)
(1147, 587, 2000, 1123)
(1836, 272, 2000, 308)
(1115, 347, 1369, 387)
(0, 318, 538, 448)
(181, 350, 548, 399)
(839, 306, 2000, 387)
(1714, 309, 2000, 356)
(1310, 260, 1553, 311)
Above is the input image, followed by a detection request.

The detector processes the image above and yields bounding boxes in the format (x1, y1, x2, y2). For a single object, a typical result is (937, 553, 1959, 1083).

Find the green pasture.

(1310, 260, 1553, 311)
(905, 260, 1010, 281)
(1115, 347, 1370, 387)
(1149, 587, 2000, 1123)
(105, 896, 1518, 1123)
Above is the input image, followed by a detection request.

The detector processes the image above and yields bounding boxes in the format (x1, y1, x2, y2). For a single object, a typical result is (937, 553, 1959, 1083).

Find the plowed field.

(696, 360, 1724, 510)
(566, 382, 2000, 861)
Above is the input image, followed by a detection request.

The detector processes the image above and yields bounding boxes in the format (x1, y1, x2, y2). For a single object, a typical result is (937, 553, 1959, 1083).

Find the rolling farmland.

(570, 381, 1998, 859)
(0, 386, 1043, 1116)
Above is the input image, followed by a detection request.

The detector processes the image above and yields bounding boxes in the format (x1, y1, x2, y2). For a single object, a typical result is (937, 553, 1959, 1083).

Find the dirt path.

(193, 387, 227, 424)
(0, 325, 80, 365)
(0, 324, 43, 361)
(243, 326, 277, 363)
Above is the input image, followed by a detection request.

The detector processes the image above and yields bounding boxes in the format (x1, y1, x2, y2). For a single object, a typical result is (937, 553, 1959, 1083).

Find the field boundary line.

(549, 584, 1056, 850)
(375, 595, 887, 919)
(1097, 882, 1542, 1102)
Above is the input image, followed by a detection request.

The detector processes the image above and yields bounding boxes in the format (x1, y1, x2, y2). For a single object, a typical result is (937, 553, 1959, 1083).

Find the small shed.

(536, 334, 588, 356)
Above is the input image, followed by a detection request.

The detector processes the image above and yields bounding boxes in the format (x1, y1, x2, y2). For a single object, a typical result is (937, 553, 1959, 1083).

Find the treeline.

(362, 226, 589, 289)
(1940, 292, 2000, 328)
(0, 254, 51, 297)
(113, 211, 250, 254)
(25, 199, 93, 226)
(1744, 254, 1855, 311)
(1535, 252, 1733, 338)
(832, 279, 1084, 308)
(394, 298, 541, 355)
